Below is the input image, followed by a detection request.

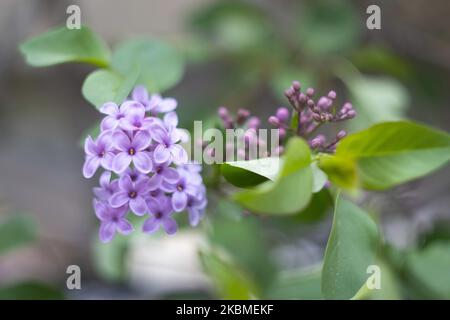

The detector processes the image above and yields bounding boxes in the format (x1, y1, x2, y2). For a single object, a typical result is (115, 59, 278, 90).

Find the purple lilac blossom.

(83, 85, 207, 241)
(94, 199, 133, 243)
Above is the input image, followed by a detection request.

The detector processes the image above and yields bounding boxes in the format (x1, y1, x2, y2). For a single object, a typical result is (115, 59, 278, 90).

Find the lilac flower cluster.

(268, 80, 356, 153)
(83, 86, 207, 243)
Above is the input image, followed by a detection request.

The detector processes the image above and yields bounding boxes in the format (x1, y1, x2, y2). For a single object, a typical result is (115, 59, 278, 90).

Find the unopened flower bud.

(306, 88, 315, 97)
(218, 106, 229, 119)
(310, 135, 326, 148)
(317, 97, 332, 111)
(237, 108, 250, 124)
(328, 91, 336, 100)
(247, 116, 261, 129)
(284, 88, 295, 98)
(337, 130, 347, 139)
(279, 128, 286, 139)
(292, 81, 301, 91)
(276, 107, 290, 122)
(268, 116, 280, 127)
(346, 110, 356, 119)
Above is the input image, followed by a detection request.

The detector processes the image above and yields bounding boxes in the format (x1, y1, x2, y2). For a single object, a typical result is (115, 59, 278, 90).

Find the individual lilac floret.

(161, 173, 199, 212)
(112, 130, 153, 174)
(119, 101, 154, 131)
(150, 123, 188, 165)
(93, 171, 119, 201)
(109, 174, 151, 216)
(142, 196, 177, 235)
(186, 186, 207, 227)
(99, 102, 127, 131)
(94, 200, 133, 243)
(131, 86, 177, 114)
(149, 160, 180, 188)
(83, 132, 115, 178)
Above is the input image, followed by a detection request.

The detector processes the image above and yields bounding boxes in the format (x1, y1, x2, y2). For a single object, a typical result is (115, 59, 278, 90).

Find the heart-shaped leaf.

(20, 26, 110, 67)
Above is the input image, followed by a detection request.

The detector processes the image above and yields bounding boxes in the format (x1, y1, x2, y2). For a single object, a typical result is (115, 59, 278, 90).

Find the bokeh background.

(1, 0, 450, 299)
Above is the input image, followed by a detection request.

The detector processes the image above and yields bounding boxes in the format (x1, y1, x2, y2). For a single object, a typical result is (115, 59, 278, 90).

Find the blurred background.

(1, 0, 450, 299)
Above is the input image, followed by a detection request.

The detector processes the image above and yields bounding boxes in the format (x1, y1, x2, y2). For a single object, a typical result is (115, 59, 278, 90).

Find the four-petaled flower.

(83, 132, 115, 178)
(142, 196, 178, 235)
(112, 130, 153, 174)
(94, 199, 133, 243)
(150, 123, 188, 165)
(110, 174, 151, 215)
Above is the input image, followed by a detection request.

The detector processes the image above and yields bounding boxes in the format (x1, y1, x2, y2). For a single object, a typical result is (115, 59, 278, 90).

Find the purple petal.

(172, 191, 187, 212)
(93, 187, 112, 201)
(148, 174, 163, 190)
(129, 197, 148, 216)
(109, 191, 129, 208)
(153, 145, 171, 163)
(170, 144, 188, 165)
(83, 156, 100, 178)
(99, 102, 118, 115)
(99, 171, 112, 187)
(149, 124, 167, 144)
(162, 167, 179, 183)
(157, 98, 177, 113)
(117, 219, 134, 235)
(84, 136, 97, 156)
(93, 199, 108, 221)
(163, 218, 178, 235)
(132, 152, 153, 174)
(185, 185, 199, 197)
(112, 152, 132, 174)
(119, 117, 139, 131)
(146, 197, 160, 214)
(121, 101, 145, 116)
(131, 86, 149, 104)
(118, 174, 134, 192)
(99, 222, 116, 243)
(164, 112, 178, 128)
(177, 129, 190, 143)
(100, 116, 117, 131)
(112, 130, 131, 151)
(142, 217, 160, 234)
(133, 130, 152, 151)
(100, 152, 114, 171)
(160, 180, 176, 193)
(188, 209, 201, 227)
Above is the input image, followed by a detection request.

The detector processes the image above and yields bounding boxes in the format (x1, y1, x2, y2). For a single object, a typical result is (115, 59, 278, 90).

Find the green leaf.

(322, 195, 379, 299)
(82, 68, 139, 108)
(0, 281, 64, 300)
(404, 241, 450, 299)
(267, 267, 322, 299)
(318, 154, 358, 191)
(292, 188, 333, 223)
(199, 249, 258, 299)
(311, 162, 328, 193)
(344, 75, 409, 131)
(221, 157, 280, 188)
(111, 39, 184, 93)
(20, 26, 110, 67)
(233, 138, 313, 214)
(0, 214, 36, 255)
(296, 0, 359, 56)
(336, 121, 450, 190)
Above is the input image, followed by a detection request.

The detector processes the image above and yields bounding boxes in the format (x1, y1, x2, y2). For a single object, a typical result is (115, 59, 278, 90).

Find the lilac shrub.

(82, 86, 207, 242)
